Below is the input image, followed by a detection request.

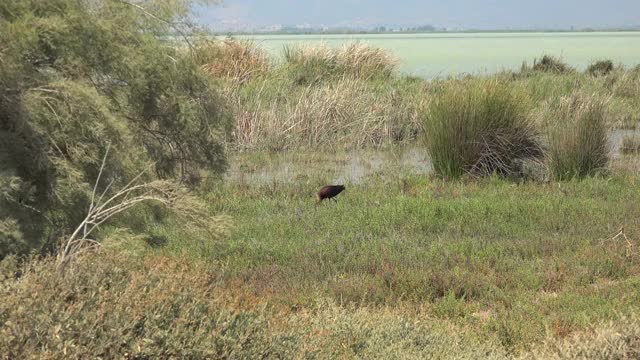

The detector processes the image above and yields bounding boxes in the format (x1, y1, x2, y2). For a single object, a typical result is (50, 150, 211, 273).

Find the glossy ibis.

(316, 185, 345, 204)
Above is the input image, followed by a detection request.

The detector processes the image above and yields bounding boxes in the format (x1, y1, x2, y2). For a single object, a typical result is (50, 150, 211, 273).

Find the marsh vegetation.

(2, 1, 640, 358)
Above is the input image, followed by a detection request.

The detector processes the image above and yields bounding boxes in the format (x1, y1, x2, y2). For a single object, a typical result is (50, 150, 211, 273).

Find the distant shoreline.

(212, 29, 640, 36)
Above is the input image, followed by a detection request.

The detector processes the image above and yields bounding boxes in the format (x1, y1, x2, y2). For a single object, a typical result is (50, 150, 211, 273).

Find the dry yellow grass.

(226, 77, 427, 150)
(283, 42, 398, 80)
(2, 248, 639, 359)
(197, 38, 271, 83)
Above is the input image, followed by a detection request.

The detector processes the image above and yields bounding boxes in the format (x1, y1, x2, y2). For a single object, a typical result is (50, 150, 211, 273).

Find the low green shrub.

(0, 251, 292, 358)
(3, 248, 638, 358)
(586, 60, 614, 77)
(0, 251, 504, 359)
(531, 55, 574, 74)
(522, 315, 640, 359)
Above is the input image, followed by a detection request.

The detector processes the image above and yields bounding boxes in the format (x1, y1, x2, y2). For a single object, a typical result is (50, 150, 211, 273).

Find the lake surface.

(237, 32, 640, 78)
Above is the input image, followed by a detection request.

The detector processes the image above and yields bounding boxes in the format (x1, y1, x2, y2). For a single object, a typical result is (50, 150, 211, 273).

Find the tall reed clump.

(611, 70, 640, 99)
(335, 43, 398, 79)
(543, 92, 610, 180)
(282, 43, 397, 84)
(197, 38, 271, 83)
(423, 79, 543, 178)
(229, 77, 426, 150)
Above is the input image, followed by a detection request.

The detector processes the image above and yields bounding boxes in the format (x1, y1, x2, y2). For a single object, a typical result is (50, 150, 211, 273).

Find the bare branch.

(58, 147, 230, 270)
(90, 144, 110, 212)
(57, 150, 167, 268)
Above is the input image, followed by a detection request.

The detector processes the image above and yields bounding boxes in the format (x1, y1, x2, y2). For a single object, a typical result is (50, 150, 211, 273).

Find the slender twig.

(113, 0, 195, 54)
(84, 144, 110, 238)
(610, 226, 637, 257)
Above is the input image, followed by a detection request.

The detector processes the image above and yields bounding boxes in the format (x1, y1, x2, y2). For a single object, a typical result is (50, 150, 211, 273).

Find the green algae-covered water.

(237, 32, 640, 78)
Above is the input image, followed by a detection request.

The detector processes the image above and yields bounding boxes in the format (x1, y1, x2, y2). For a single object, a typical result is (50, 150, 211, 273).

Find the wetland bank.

(2, 1, 640, 357)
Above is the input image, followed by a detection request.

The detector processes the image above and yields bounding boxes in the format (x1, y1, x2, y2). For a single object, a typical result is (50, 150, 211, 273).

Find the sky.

(195, 0, 640, 31)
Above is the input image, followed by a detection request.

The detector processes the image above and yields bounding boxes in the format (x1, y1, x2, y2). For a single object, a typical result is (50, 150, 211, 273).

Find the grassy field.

(202, 154, 640, 349)
(4, 152, 640, 357)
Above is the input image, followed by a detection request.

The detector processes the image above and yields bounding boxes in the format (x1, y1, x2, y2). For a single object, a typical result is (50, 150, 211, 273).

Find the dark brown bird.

(316, 185, 345, 204)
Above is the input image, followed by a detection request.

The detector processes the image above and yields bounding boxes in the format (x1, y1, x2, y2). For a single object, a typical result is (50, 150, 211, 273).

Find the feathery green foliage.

(0, 0, 231, 258)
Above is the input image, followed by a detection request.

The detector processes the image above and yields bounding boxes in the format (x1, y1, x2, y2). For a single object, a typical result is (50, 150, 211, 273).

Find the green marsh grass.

(4, 151, 640, 357)
(5, 164, 640, 357)
(195, 163, 640, 353)
(621, 134, 640, 154)
(423, 79, 542, 178)
(544, 92, 610, 180)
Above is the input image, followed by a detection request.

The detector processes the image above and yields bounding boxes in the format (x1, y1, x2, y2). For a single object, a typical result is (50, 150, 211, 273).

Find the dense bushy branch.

(0, 0, 231, 258)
